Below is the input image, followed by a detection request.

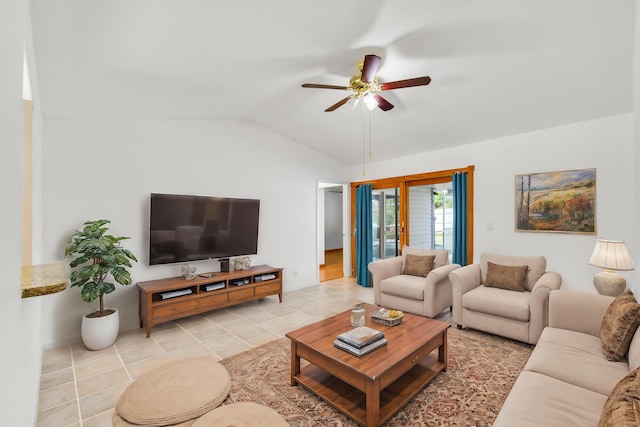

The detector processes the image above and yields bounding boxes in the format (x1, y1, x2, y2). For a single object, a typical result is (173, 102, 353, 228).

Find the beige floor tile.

(82, 409, 114, 427)
(157, 334, 202, 353)
(79, 383, 129, 420)
(191, 324, 229, 341)
(40, 367, 74, 391)
(202, 333, 244, 352)
(42, 345, 71, 361)
(74, 354, 123, 380)
(36, 400, 79, 427)
(77, 367, 131, 397)
(151, 324, 191, 343)
(38, 381, 77, 411)
(41, 353, 73, 375)
(70, 343, 116, 365)
(119, 342, 165, 365)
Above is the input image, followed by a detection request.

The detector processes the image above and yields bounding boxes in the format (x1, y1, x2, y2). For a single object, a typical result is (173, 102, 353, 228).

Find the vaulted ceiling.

(30, 0, 636, 165)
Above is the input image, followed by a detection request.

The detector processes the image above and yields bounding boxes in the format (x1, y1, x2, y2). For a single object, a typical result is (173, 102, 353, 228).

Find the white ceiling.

(29, 0, 636, 166)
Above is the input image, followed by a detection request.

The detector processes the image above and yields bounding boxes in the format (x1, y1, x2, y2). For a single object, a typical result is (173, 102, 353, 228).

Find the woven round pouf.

(115, 355, 231, 426)
(192, 402, 289, 426)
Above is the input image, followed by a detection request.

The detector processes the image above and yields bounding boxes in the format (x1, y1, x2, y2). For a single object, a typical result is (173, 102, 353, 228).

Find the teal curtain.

(356, 183, 373, 287)
(452, 172, 468, 266)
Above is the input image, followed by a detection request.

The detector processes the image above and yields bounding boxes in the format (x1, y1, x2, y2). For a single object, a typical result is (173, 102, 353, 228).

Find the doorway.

(318, 182, 348, 282)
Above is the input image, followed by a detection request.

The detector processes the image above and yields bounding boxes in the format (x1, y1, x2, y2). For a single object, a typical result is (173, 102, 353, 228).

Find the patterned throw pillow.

(600, 289, 640, 362)
(402, 254, 435, 277)
(598, 366, 640, 426)
(483, 262, 528, 292)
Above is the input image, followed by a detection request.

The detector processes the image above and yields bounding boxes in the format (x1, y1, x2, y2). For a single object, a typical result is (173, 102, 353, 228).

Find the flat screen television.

(149, 193, 260, 266)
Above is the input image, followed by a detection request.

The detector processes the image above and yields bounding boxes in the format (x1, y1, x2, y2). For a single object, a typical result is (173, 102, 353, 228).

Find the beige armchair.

(450, 253, 562, 344)
(367, 246, 460, 318)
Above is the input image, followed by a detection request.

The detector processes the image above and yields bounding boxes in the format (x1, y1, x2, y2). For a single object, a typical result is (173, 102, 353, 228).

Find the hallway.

(320, 249, 343, 282)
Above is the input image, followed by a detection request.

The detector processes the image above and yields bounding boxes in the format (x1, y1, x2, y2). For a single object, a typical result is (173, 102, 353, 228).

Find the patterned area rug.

(219, 326, 533, 426)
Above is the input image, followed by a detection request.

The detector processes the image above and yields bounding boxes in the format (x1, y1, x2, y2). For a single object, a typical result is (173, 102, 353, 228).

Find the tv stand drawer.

(153, 299, 198, 320)
(256, 282, 280, 296)
(229, 288, 255, 301)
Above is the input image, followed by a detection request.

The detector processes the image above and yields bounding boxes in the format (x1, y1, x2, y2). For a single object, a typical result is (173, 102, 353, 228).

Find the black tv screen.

(149, 193, 260, 266)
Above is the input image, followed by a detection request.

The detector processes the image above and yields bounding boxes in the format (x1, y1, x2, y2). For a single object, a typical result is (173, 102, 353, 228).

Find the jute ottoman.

(113, 355, 231, 426)
(191, 402, 289, 426)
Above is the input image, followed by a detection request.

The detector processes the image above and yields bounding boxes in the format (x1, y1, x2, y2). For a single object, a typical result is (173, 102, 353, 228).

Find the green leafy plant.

(64, 219, 137, 317)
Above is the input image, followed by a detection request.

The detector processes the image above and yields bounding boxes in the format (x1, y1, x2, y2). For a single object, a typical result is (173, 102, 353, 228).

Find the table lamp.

(588, 239, 634, 296)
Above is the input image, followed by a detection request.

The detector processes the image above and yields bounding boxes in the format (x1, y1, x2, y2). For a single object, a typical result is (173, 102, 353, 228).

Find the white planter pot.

(81, 308, 119, 351)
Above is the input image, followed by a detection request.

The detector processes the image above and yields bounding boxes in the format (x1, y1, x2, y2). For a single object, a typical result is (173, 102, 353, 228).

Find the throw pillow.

(402, 254, 435, 277)
(483, 262, 528, 292)
(600, 289, 640, 362)
(598, 366, 640, 427)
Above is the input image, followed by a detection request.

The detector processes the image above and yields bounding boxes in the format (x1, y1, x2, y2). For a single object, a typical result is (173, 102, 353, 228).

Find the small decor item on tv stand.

(233, 256, 251, 271)
(181, 265, 197, 280)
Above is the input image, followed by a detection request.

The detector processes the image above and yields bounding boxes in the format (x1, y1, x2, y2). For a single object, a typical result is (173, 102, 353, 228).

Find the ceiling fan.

(302, 54, 431, 112)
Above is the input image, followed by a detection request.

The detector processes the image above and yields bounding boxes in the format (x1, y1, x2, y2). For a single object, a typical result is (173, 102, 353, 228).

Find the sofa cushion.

(462, 286, 530, 321)
(480, 253, 546, 292)
(598, 366, 640, 427)
(402, 254, 435, 277)
(483, 262, 528, 292)
(493, 371, 608, 427)
(525, 327, 629, 396)
(600, 289, 640, 362)
(402, 246, 448, 269)
(380, 275, 425, 300)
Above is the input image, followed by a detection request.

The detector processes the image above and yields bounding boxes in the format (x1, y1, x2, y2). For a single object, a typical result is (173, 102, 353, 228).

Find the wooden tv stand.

(137, 264, 283, 337)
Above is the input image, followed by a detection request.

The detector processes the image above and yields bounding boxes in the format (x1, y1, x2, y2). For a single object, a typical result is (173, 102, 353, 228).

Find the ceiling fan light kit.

(302, 54, 431, 112)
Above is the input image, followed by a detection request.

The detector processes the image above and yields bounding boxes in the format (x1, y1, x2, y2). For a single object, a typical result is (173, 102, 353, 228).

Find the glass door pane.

(372, 187, 400, 260)
(408, 183, 453, 258)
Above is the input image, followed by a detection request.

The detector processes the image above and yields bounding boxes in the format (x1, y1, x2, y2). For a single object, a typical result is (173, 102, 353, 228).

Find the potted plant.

(64, 219, 137, 350)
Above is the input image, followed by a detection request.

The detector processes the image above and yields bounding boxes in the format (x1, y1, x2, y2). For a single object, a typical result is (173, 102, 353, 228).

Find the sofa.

(450, 253, 562, 344)
(494, 290, 640, 426)
(367, 246, 460, 318)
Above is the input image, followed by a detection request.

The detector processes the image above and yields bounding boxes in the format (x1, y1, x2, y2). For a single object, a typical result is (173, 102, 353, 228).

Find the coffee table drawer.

(229, 288, 255, 301)
(153, 299, 198, 320)
(382, 333, 445, 389)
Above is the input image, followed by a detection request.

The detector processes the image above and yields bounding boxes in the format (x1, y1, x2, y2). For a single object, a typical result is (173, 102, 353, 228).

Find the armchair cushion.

(381, 275, 427, 300)
(463, 286, 531, 322)
(600, 289, 640, 362)
(484, 262, 528, 292)
(402, 254, 435, 277)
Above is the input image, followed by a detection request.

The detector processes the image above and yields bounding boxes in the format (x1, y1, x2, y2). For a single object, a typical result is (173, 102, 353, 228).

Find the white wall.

(39, 118, 349, 347)
(0, 0, 40, 424)
(353, 114, 636, 293)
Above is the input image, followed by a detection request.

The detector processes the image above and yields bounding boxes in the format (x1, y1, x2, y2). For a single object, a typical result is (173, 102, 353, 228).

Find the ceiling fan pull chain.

(369, 109, 373, 158)
(362, 111, 366, 176)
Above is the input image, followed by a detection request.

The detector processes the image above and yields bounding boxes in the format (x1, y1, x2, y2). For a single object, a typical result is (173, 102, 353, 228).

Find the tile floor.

(37, 278, 375, 427)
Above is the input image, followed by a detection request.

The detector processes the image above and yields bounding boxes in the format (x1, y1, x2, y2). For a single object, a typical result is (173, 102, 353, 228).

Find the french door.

(350, 166, 474, 276)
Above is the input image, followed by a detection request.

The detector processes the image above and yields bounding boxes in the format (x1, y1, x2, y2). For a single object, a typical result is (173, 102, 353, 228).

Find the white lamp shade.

(588, 239, 634, 271)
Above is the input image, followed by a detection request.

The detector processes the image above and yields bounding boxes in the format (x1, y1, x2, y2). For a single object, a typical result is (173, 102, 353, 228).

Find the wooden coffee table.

(286, 305, 449, 427)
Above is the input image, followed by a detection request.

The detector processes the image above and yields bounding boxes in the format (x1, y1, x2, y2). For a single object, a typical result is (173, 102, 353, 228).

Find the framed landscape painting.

(515, 168, 596, 234)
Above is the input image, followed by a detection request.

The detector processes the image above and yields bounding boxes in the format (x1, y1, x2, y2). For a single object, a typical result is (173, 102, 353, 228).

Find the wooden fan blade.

(372, 94, 394, 111)
(379, 76, 431, 91)
(302, 83, 350, 90)
(361, 54, 382, 83)
(325, 96, 352, 112)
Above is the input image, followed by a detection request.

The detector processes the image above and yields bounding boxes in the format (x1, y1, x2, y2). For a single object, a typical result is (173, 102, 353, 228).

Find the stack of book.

(334, 326, 387, 357)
